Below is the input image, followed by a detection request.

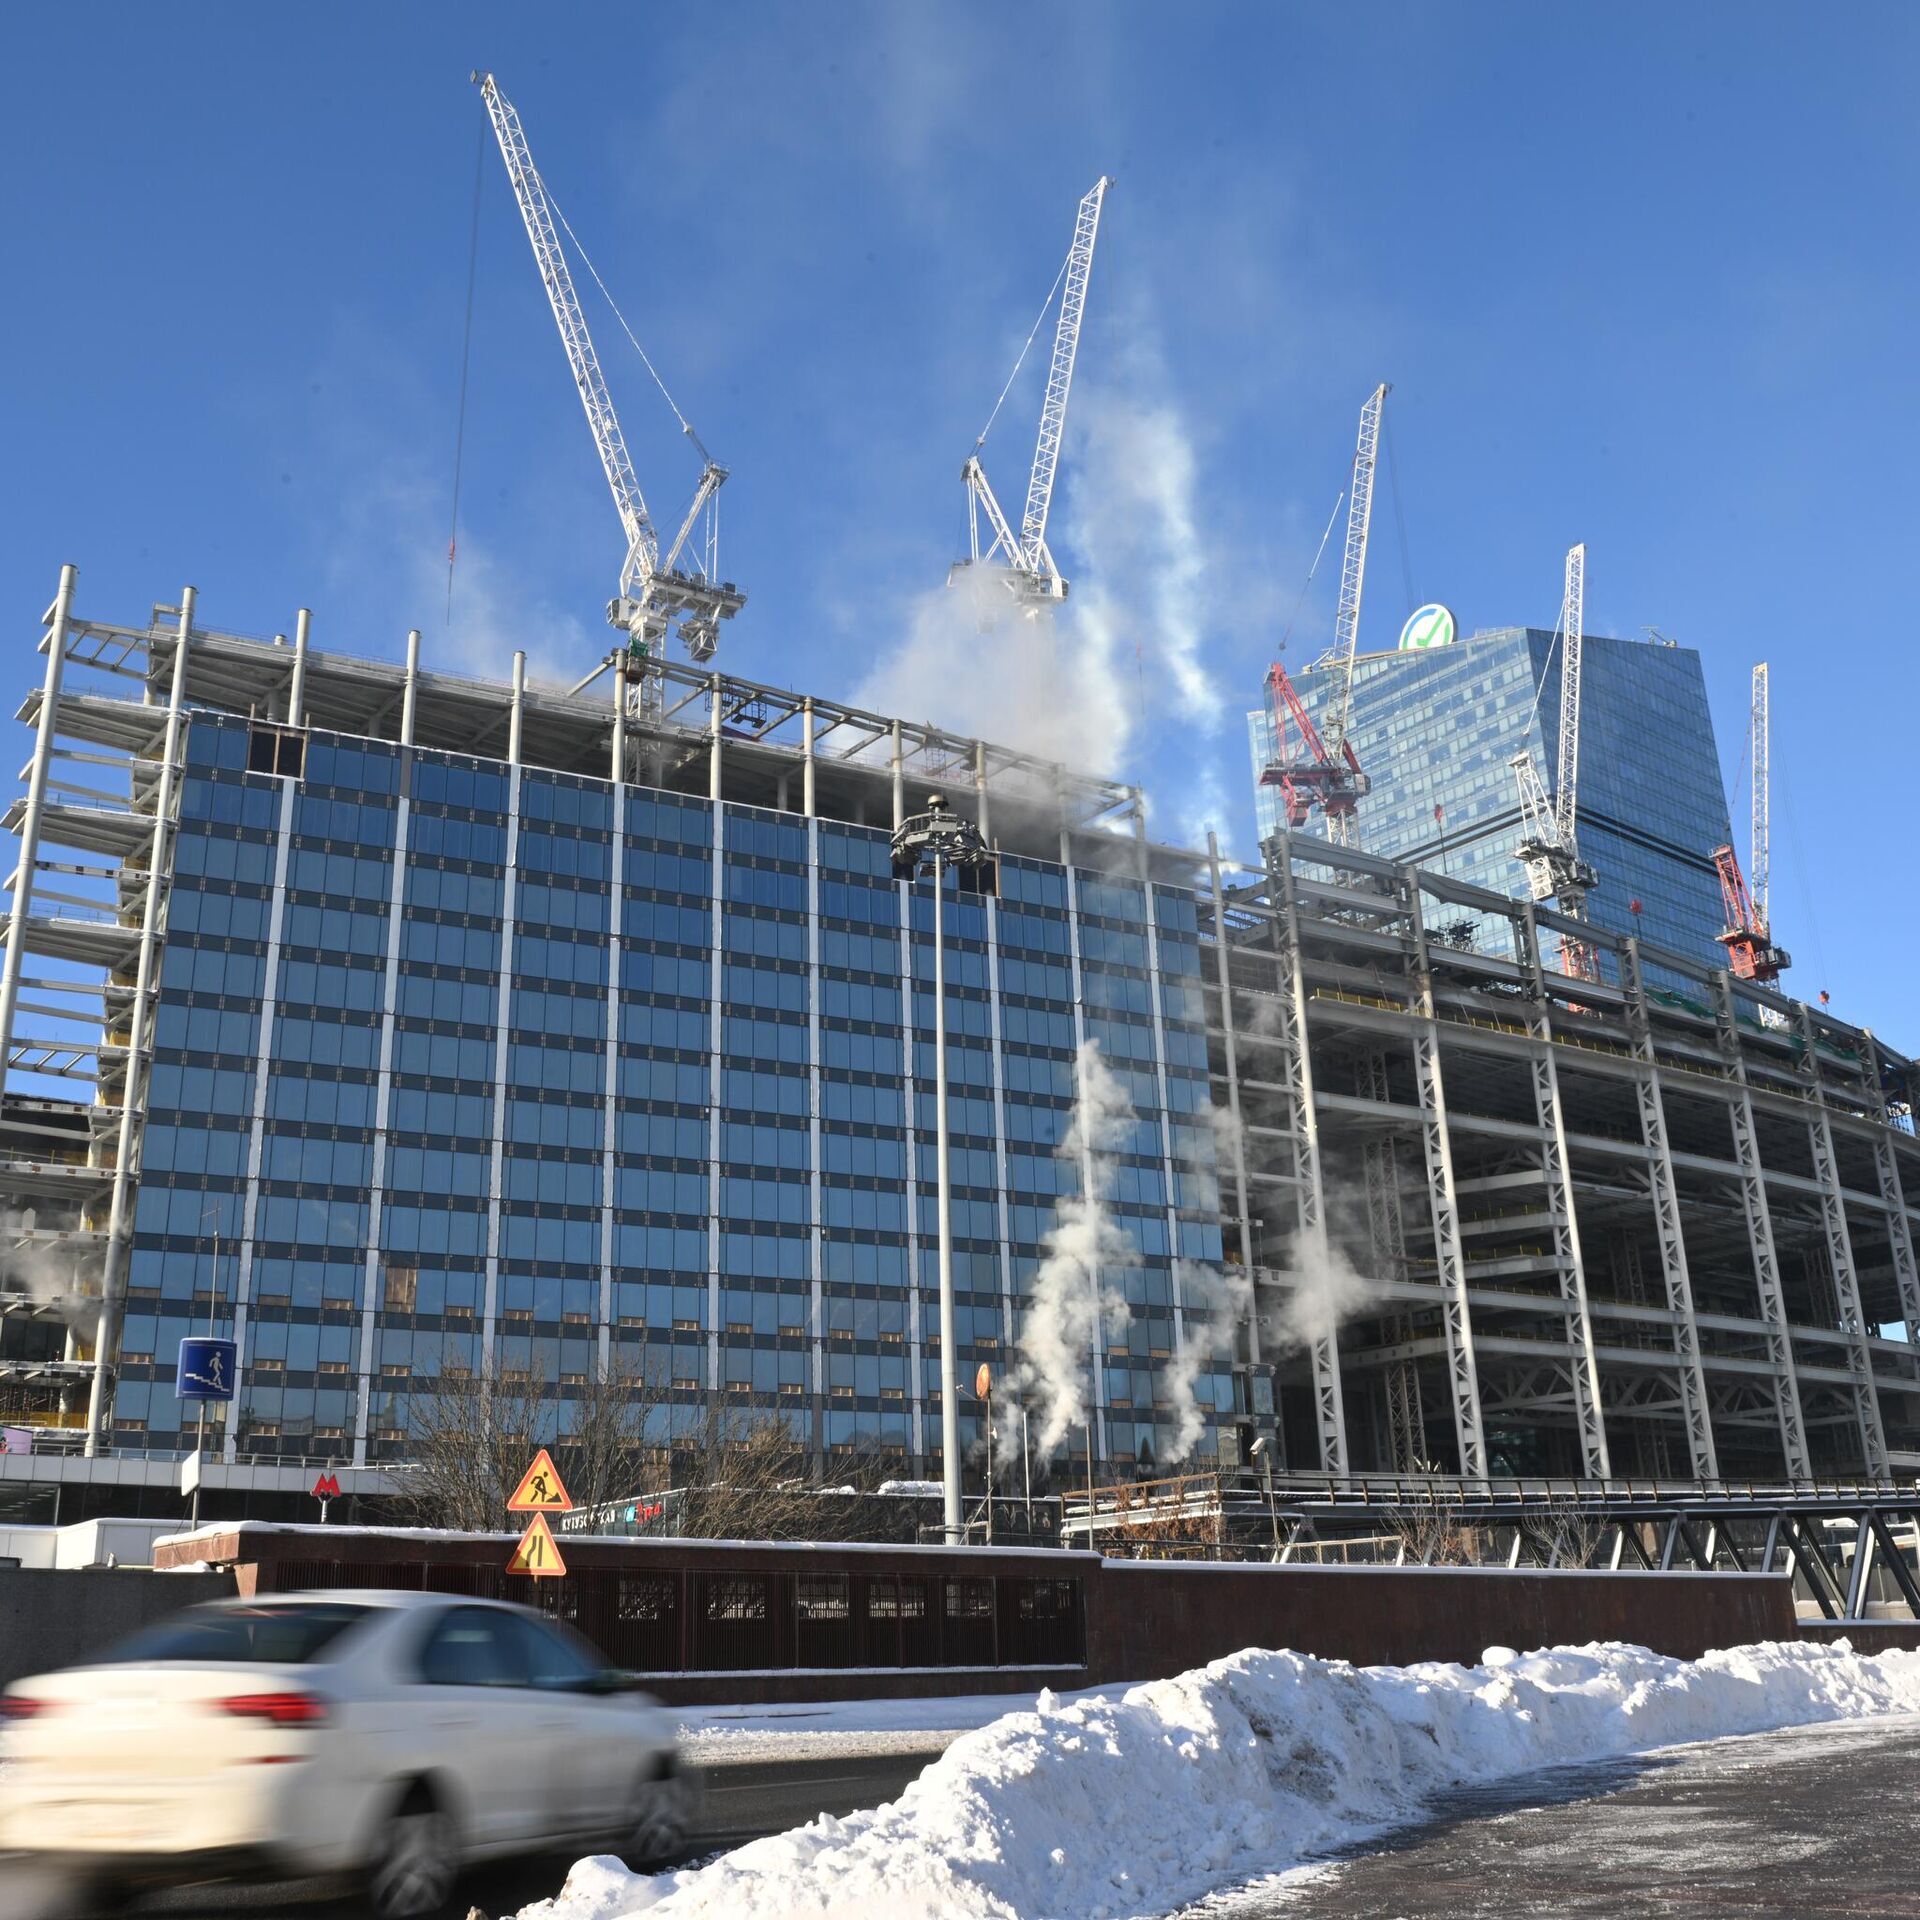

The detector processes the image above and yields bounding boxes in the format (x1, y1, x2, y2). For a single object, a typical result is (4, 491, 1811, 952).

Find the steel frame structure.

(1197, 829, 1920, 1492)
(1061, 1469, 1920, 1624)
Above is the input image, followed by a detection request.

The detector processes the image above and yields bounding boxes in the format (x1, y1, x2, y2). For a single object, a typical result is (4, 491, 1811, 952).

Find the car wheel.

(366, 1789, 458, 1920)
(624, 1767, 693, 1866)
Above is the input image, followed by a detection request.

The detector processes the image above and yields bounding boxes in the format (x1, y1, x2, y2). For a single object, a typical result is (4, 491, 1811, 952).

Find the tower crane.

(1259, 382, 1387, 845)
(473, 71, 744, 669)
(1510, 542, 1599, 980)
(950, 177, 1113, 610)
(1714, 662, 1790, 982)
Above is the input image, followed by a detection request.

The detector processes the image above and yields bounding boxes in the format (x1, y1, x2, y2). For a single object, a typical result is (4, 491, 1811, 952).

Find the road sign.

(507, 1449, 571, 1513)
(312, 1473, 341, 1502)
(507, 1512, 566, 1578)
(975, 1363, 992, 1398)
(177, 1337, 237, 1402)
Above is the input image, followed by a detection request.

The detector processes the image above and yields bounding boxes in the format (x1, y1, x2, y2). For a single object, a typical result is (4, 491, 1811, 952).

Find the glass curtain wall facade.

(114, 713, 1225, 1474)
(1247, 630, 1734, 968)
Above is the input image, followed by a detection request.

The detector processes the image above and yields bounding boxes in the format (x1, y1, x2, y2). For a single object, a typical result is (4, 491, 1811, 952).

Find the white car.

(0, 1589, 694, 1917)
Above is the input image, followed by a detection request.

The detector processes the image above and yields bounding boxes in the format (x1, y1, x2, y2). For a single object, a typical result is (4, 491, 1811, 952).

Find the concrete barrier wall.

(0, 1568, 235, 1688)
(1084, 1561, 1797, 1686)
(154, 1527, 1800, 1702)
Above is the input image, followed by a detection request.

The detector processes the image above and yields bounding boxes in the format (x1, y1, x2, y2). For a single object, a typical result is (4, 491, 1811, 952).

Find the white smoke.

(2, 1240, 102, 1340)
(1161, 1258, 1253, 1464)
(1061, 382, 1220, 734)
(856, 355, 1226, 813)
(855, 570, 1130, 773)
(1262, 1228, 1385, 1355)
(1003, 1041, 1138, 1459)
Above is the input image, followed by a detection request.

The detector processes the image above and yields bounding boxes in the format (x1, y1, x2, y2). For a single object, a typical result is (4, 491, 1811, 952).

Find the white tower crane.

(1312, 381, 1389, 844)
(1713, 661, 1790, 982)
(473, 71, 744, 666)
(1750, 661, 1771, 928)
(952, 176, 1113, 610)
(1511, 542, 1599, 979)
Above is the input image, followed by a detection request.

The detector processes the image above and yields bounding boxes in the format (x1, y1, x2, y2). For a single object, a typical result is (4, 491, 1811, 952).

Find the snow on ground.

(517, 1638, 1920, 1920)
(680, 1686, 1097, 1765)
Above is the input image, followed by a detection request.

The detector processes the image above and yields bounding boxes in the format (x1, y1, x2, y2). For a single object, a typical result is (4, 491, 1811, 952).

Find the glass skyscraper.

(1247, 628, 1735, 969)
(0, 580, 1226, 1489)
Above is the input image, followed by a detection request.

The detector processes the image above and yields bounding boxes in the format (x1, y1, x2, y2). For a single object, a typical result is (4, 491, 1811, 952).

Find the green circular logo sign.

(1399, 603, 1456, 651)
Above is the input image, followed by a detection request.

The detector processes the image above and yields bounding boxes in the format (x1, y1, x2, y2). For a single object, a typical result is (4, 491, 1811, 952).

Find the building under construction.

(1203, 829, 1920, 1484)
(1, 570, 1917, 1520)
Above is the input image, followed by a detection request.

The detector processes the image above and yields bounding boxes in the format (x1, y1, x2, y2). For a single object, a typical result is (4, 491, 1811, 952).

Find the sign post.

(506, 1449, 572, 1580)
(312, 1471, 341, 1523)
(176, 1337, 237, 1529)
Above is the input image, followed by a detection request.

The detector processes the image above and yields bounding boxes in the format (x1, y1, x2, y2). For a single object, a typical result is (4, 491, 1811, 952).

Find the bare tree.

(394, 1348, 664, 1532)
(673, 1406, 814, 1540)
(394, 1350, 549, 1533)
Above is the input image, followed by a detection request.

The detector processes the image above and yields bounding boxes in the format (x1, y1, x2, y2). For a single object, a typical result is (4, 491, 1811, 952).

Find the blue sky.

(4, 4, 1915, 1043)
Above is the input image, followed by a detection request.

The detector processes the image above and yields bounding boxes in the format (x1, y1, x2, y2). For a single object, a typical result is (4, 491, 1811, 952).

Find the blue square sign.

(177, 1337, 238, 1402)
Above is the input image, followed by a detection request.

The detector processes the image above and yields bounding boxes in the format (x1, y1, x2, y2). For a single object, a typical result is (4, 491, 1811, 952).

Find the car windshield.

(96, 1602, 373, 1666)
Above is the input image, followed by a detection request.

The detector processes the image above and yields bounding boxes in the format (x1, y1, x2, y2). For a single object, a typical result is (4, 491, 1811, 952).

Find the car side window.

(418, 1606, 534, 1688)
(509, 1611, 604, 1691)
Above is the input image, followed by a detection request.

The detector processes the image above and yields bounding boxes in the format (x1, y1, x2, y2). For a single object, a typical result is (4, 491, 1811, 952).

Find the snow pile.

(517, 1639, 1920, 1920)
(683, 1686, 1083, 1766)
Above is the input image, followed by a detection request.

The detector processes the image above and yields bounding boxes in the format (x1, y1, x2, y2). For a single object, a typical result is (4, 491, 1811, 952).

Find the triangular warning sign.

(506, 1512, 567, 1578)
(507, 1448, 571, 1513)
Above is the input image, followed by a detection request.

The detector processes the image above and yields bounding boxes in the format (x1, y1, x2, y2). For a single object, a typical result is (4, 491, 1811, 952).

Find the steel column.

(1712, 974, 1811, 1479)
(85, 586, 193, 1453)
(1406, 885, 1487, 1481)
(0, 565, 77, 1082)
(1518, 908, 1609, 1476)
(1871, 1131, 1920, 1348)
(1619, 939, 1718, 1483)
(1270, 850, 1348, 1474)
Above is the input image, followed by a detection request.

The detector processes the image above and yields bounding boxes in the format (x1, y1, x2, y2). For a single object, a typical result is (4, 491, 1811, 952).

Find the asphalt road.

(0, 1748, 947, 1919)
(1201, 1715, 1920, 1918)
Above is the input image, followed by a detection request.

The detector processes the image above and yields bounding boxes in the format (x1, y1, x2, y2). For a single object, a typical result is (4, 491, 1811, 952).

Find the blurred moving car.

(0, 1590, 693, 1917)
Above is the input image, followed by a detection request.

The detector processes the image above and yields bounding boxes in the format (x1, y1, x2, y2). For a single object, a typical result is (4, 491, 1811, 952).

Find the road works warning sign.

(507, 1449, 571, 1513)
(507, 1511, 567, 1578)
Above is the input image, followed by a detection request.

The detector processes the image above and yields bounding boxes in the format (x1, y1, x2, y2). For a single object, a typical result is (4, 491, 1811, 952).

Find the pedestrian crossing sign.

(507, 1512, 566, 1578)
(507, 1449, 571, 1513)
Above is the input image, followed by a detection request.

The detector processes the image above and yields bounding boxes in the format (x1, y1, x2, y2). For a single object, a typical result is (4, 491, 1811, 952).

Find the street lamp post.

(891, 795, 994, 1545)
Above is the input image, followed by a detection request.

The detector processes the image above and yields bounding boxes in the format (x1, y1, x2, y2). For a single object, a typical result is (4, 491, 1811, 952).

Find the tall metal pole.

(932, 847, 961, 1544)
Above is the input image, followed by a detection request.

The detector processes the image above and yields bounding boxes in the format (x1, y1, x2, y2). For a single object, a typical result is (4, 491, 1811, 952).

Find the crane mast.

(1713, 661, 1790, 982)
(473, 71, 743, 666)
(1318, 381, 1389, 775)
(1750, 660, 1770, 925)
(954, 176, 1112, 610)
(1511, 542, 1599, 979)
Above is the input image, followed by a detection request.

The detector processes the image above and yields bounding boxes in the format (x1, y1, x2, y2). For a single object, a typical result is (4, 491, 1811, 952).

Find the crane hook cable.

(971, 251, 1071, 458)
(543, 173, 716, 469)
(447, 110, 486, 627)
(1276, 486, 1346, 656)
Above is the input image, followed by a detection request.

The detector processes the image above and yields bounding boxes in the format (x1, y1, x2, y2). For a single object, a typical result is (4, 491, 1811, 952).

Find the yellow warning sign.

(507, 1448, 571, 1514)
(506, 1512, 567, 1578)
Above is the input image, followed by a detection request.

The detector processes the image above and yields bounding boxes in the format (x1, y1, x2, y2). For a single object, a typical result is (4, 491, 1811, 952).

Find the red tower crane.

(1259, 383, 1386, 844)
(1258, 660, 1364, 831)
